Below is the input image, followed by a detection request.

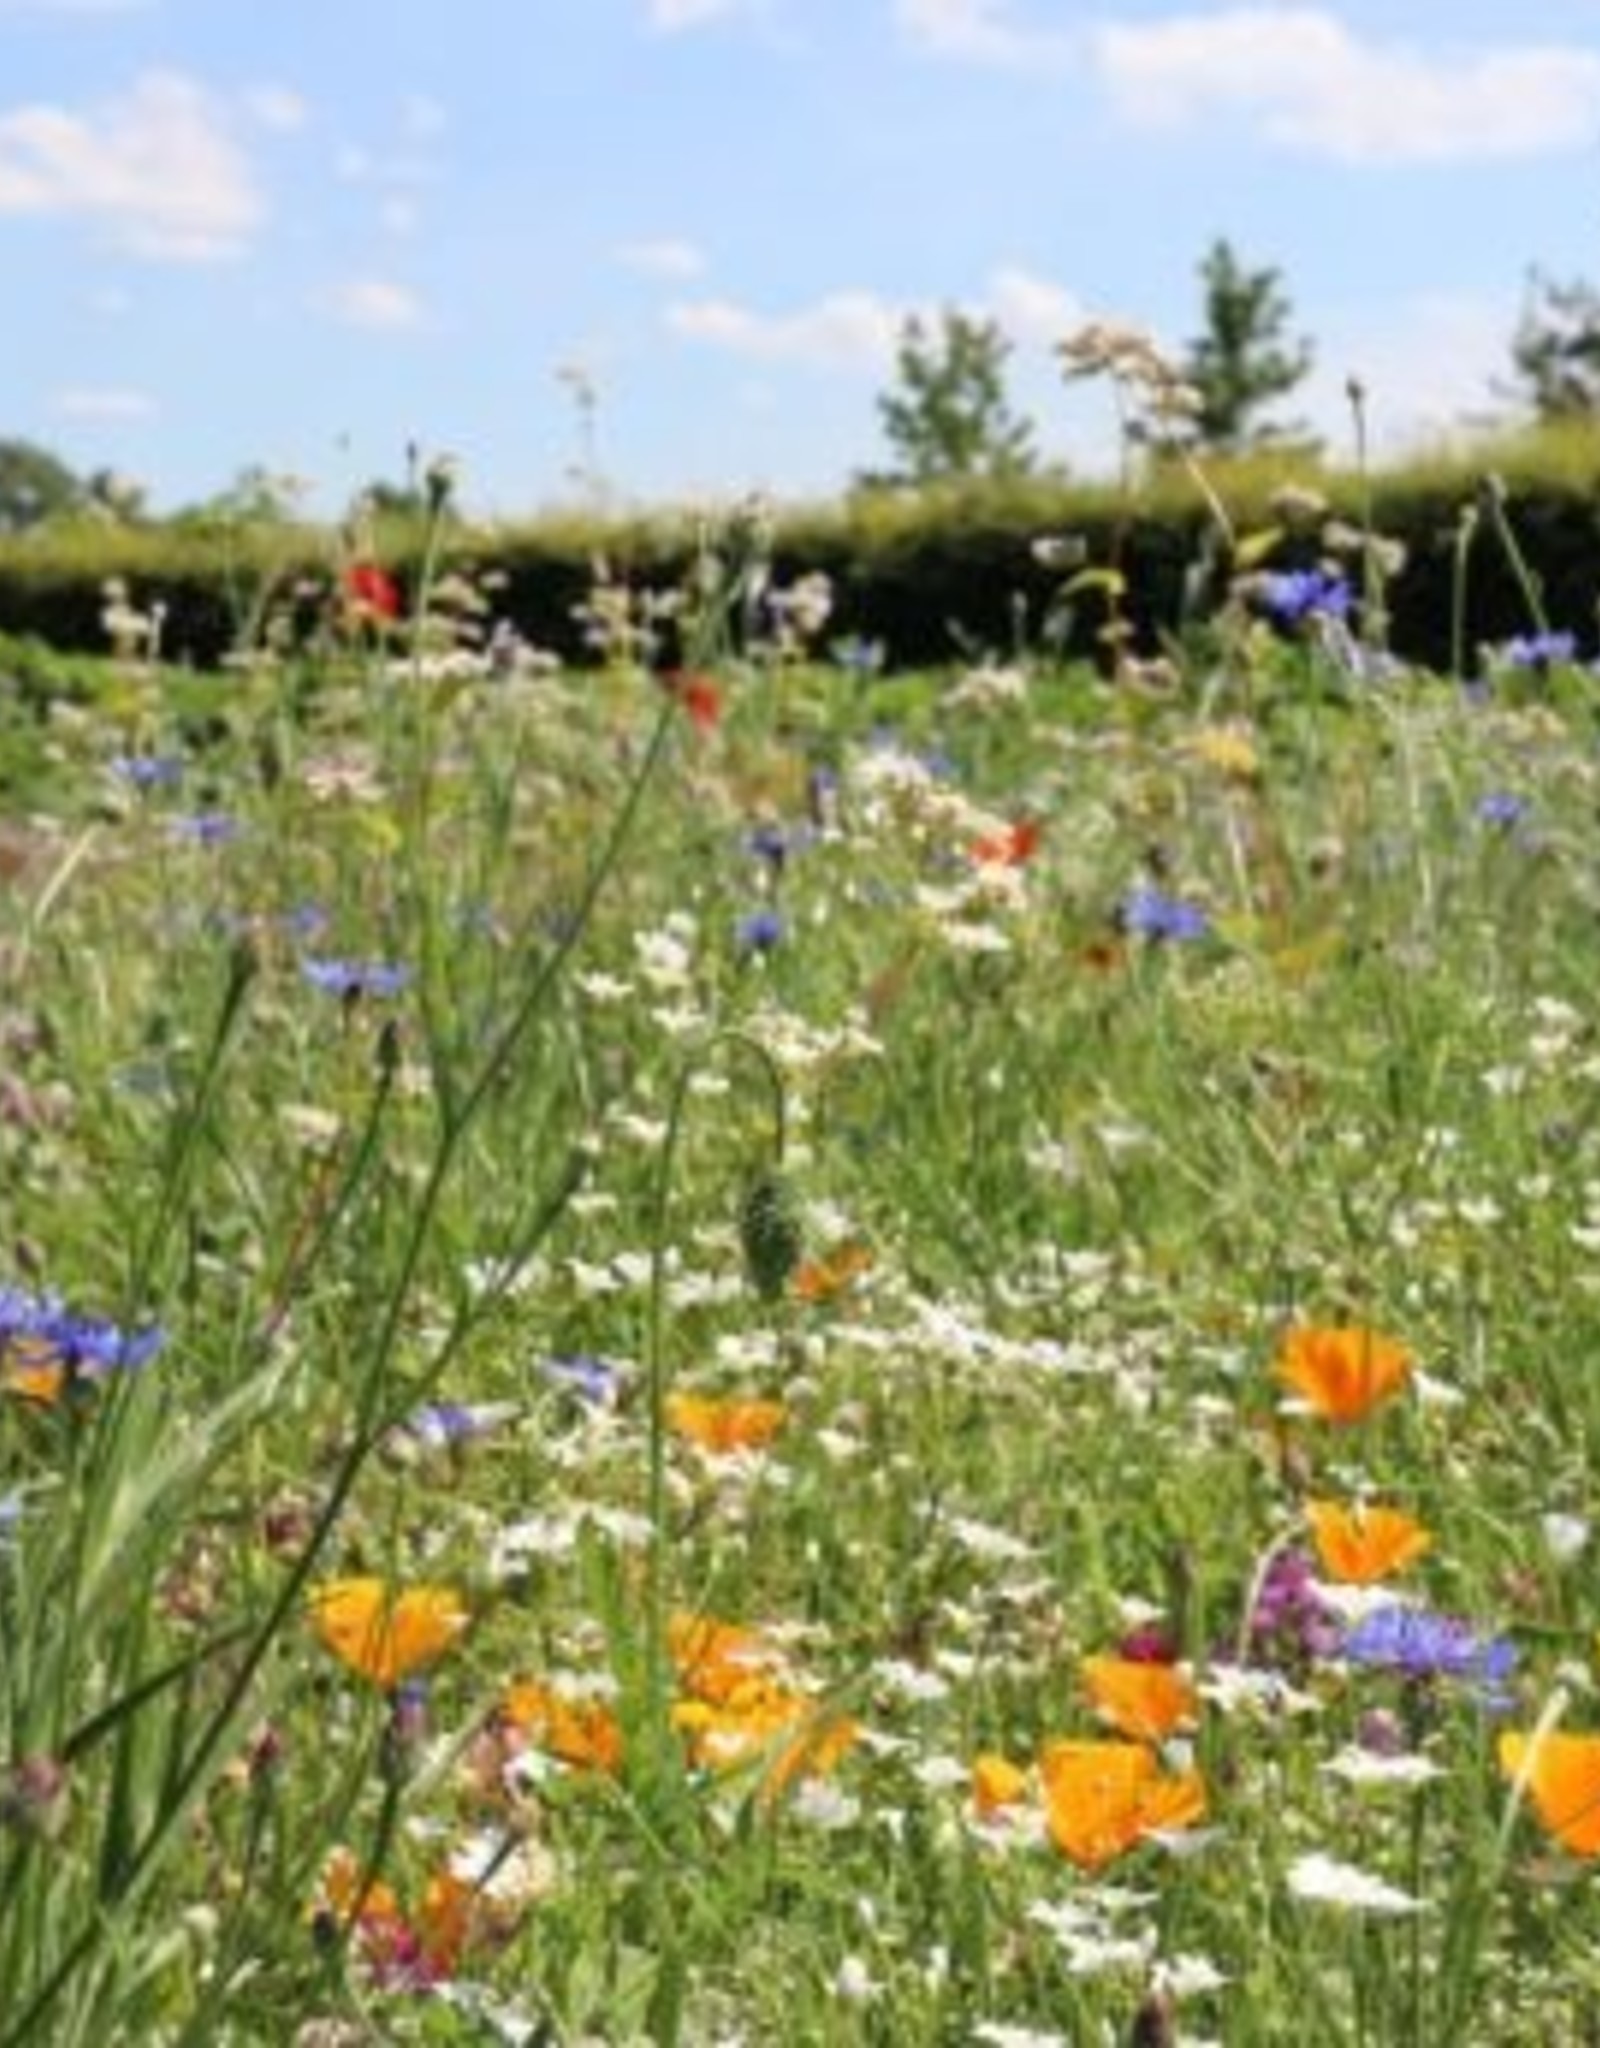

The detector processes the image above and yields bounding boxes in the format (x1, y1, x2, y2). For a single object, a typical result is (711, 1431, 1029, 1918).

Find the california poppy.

(1276, 1325, 1412, 1424)
(665, 1392, 787, 1455)
(501, 1680, 623, 1774)
(1039, 1740, 1207, 1870)
(1499, 1730, 1600, 1856)
(1, 1337, 68, 1407)
(669, 1611, 784, 1705)
(1081, 1655, 1198, 1743)
(793, 1243, 873, 1304)
(672, 1687, 858, 1791)
(309, 1578, 469, 1690)
(971, 1752, 1030, 1818)
(1306, 1500, 1431, 1585)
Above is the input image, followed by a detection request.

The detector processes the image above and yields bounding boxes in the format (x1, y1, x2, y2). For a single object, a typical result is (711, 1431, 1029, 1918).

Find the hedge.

(2, 427, 1599, 676)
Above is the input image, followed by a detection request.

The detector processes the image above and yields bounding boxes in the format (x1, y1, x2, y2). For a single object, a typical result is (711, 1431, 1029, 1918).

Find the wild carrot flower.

(1286, 1851, 1425, 1916)
(1499, 1728, 1600, 1854)
(308, 1578, 470, 1691)
(1081, 1656, 1198, 1742)
(1038, 1741, 1206, 1870)
(1305, 1501, 1431, 1585)
(1276, 1324, 1411, 1423)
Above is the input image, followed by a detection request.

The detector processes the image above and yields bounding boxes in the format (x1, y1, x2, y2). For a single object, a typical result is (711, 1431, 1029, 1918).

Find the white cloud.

(617, 236, 708, 280)
(325, 277, 426, 330)
(244, 85, 309, 134)
(667, 289, 902, 370)
(0, 70, 262, 260)
(986, 265, 1084, 347)
(399, 92, 448, 140)
(647, 0, 746, 30)
(894, 0, 1074, 68)
(668, 268, 1083, 371)
(52, 385, 156, 419)
(1302, 292, 1515, 454)
(1093, 9, 1600, 164)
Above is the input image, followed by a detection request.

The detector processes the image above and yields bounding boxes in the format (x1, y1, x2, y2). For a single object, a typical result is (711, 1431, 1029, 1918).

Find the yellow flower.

(308, 1578, 469, 1690)
(1276, 1325, 1411, 1423)
(1081, 1656, 1198, 1742)
(1500, 1729, 1600, 1856)
(1306, 1500, 1431, 1584)
(1039, 1740, 1206, 1870)
(666, 1392, 787, 1454)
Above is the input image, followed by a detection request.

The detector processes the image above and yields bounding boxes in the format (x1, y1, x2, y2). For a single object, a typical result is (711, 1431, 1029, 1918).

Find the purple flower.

(400, 1401, 517, 1450)
(0, 1284, 165, 1388)
(1500, 631, 1576, 670)
(736, 909, 786, 955)
(1247, 1547, 1341, 1665)
(110, 754, 182, 790)
(300, 958, 410, 1000)
(1341, 1605, 1516, 1703)
(1262, 569, 1353, 626)
(170, 812, 240, 846)
(539, 1353, 624, 1408)
(1475, 792, 1528, 830)
(1120, 887, 1210, 943)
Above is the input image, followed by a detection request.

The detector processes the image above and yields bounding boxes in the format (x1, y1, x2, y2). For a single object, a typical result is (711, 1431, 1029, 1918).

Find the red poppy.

(970, 818, 1042, 867)
(663, 670, 723, 732)
(343, 562, 402, 621)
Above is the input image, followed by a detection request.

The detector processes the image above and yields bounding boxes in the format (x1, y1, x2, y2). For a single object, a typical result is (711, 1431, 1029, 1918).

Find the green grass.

(2, 505, 1600, 2044)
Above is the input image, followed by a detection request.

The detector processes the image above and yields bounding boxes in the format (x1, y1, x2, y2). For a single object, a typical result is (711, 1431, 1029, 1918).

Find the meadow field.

(3, 475, 1600, 2047)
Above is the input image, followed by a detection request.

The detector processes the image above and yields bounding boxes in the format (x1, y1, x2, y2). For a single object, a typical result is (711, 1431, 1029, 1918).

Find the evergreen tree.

(868, 308, 1036, 485)
(1510, 269, 1600, 419)
(1182, 238, 1313, 450)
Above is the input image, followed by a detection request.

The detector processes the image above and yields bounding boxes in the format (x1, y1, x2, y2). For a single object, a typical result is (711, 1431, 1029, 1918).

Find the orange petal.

(309, 1578, 469, 1690)
(1306, 1500, 1431, 1584)
(1277, 1325, 1411, 1423)
(1501, 1730, 1600, 1856)
(1081, 1656, 1198, 1742)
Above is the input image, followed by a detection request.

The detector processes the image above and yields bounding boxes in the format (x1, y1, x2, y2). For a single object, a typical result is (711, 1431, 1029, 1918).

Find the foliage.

(1508, 268, 1600, 419)
(867, 307, 1037, 486)
(0, 436, 86, 534)
(1182, 237, 1314, 450)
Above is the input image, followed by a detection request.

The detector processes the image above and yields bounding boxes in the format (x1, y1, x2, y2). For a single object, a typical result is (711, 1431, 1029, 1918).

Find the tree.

(1509, 270, 1600, 419)
(0, 438, 84, 532)
(868, 308, 1036, 486)
(1181, 239, 1313, 450)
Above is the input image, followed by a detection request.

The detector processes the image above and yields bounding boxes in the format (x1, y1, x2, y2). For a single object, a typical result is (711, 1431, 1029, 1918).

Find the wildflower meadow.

(6, 426, 1600, 2048)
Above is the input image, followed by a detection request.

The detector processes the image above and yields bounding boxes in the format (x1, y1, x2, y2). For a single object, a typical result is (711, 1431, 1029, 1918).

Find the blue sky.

(2, 0, 1597, 515)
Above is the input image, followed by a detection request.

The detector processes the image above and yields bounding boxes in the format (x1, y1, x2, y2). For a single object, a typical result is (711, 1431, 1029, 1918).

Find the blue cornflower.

(1120, 886, 1210, 943)
(1262, 568, 1353, 627)
(1500, 631, 1576, 670)
(300, 957, 410, 1000)
(400, 1400, 518, 1450)
(1476, 791, 1529, 830)
(170, 812, 240, 846)
(736, 909, 786, 955)
(1342, 1605, 1516, 1703)
(0, 1283, 165, 1391)
(110, 754, 182, 790)
(539, 1353, 624, 1408)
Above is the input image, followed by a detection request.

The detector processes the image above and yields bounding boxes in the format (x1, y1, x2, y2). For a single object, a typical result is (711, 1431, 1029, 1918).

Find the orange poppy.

(1276, 1325, 1412, 1424)
(1038, 1740, 1207, 1871)
(1499, 1730, 1600, 1856)
(672, 1687, 858, 1791)
(308, 1578, 470, 1690)
(793, 1243, 874, 1304)
(971, 1752, 1030, 1818)
(1, 1336, 68, 1407)
(669, 1611, 785, 1705)
(1081, 1656, 1198, 1743)
(665, 1392, 787, 1455)
(1306, 1500, 1432, 1585)
(501, 1680, 624, 1774)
